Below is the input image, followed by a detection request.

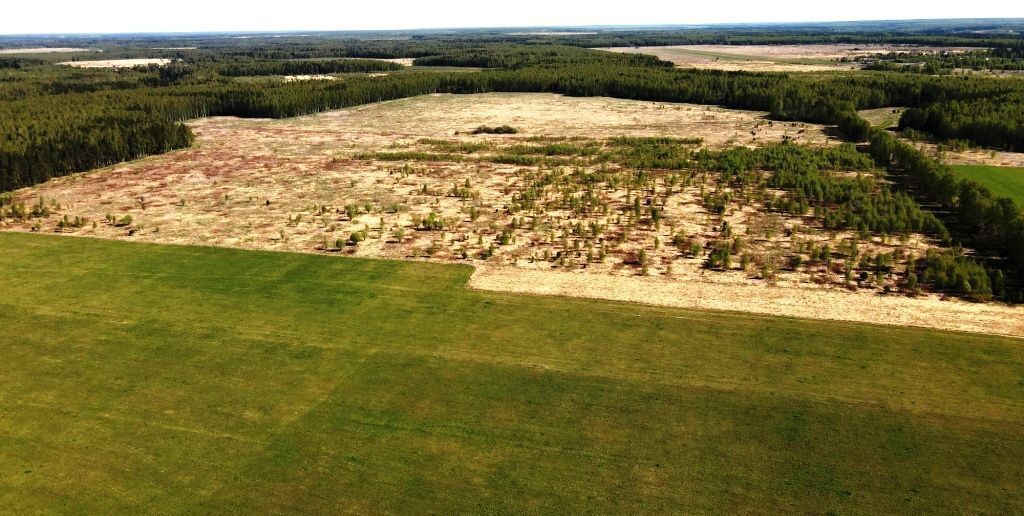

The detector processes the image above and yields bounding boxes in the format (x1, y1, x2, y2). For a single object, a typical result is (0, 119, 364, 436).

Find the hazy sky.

(1, 0, 1022, 34)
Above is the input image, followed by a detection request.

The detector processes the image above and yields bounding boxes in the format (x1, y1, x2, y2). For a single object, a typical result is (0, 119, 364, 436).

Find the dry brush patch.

(3, 93, 1021, 336)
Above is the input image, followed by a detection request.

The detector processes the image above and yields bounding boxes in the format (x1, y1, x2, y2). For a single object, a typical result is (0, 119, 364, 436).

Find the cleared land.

(59, 58, 172, 68)
(918, 142, 1024, 169)
(602, 44, 972, 72)
(380, 57, 415, 66)
(5, 93, 1022, 337)
(0, 47, 93, 54)
(1, 231, 1023, 513)
(950, 165, 1024, 205)
(858, 107, 905, 130)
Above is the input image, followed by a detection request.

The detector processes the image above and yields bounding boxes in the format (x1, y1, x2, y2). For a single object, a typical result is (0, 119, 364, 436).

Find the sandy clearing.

(5, 92, 1018, 338)
(309, 93, 830, 145)
(381, 58, 415, 67)
(601, 44, 976, 73)
(469, 266, 1024, 338)
(913, 142, 1024, 168)
(0, 47, 93, 54)
(59, 58, 172, 68)
(283, 74, 341, 82)
(335, 57, 414, 66)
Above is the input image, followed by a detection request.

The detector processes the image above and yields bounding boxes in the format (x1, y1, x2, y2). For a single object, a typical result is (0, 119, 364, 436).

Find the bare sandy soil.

(0, 47, 92, 54)
(5, 92, 1020, 337)
(59, 58, 172, 68)
(915, 142, 1024, 168)
(307, 93, 831, 145)
(470, 267, 1024, 338)
(282, 74, 341, 82)
(381, 58, 415, 67)
(601, 44, 974, 72)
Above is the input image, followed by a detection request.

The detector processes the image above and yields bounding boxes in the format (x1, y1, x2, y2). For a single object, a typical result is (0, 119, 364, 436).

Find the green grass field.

(951, 164, 1024, 205)
(1, 232, 1023, 514)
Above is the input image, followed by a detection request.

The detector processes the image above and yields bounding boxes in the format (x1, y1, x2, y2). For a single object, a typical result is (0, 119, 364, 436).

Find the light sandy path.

(469, 266, 1024, 338)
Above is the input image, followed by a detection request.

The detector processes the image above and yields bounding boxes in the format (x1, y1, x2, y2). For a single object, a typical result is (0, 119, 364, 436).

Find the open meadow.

(950, 165, 1024, 205)
(1, 231, 1022, 513)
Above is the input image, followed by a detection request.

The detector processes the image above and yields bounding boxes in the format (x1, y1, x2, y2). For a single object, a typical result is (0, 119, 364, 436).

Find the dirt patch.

(5, 92, 1017, 338)
(601, 44, 975, 73)
(59, 58, 172, 68)
(913, 141, 1024, 168)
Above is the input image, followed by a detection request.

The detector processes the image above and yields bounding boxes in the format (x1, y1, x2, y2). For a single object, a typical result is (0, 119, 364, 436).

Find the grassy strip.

(950, 164, 1024, 206)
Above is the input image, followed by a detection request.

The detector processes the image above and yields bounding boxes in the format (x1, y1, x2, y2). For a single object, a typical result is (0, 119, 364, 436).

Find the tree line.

(213, 59, 404, 77)
(868, 128, 1024, 301)
(899, 93, 1024, 151)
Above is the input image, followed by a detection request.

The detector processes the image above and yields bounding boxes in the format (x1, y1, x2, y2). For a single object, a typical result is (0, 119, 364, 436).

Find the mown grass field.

(1, 232, 1022, 514)
(951, 164, 1024, 205)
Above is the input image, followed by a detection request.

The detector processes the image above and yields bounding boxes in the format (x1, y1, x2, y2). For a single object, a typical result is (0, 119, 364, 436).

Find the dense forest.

(900, 93, 1024, 150)
(213, 58, 404, 77)
(1, 28, 1023, 300)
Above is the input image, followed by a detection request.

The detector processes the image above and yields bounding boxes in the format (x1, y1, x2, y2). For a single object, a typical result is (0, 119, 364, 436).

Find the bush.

(471, 125, 518, 135)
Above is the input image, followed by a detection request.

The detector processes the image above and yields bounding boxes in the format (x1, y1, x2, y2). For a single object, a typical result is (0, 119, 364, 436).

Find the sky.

(1, 0, 1022, 34)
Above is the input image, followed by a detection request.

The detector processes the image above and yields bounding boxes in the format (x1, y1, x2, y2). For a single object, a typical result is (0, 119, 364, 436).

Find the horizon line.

(1, 16, 1022, 38)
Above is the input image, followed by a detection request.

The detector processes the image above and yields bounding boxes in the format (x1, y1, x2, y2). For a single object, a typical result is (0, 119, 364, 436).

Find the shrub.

(471, 125, 518, 135)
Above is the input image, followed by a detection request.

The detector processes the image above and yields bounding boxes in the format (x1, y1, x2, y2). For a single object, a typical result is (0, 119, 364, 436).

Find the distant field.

(58, 58, 172, 68)
(951, 164, 1024, 205)
(0, 232, 1022, 513)
(858, 107, 905, 129)
(0, 47, 92, 54)
(601, 44, 974, 72)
